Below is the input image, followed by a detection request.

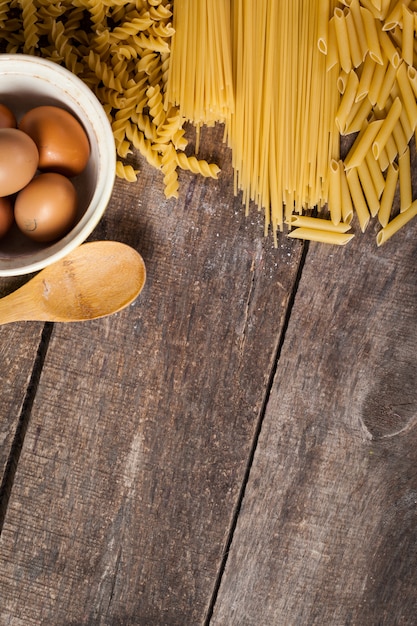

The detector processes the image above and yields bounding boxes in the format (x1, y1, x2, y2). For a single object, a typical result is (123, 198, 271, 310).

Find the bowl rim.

(0, 54, 116, 277)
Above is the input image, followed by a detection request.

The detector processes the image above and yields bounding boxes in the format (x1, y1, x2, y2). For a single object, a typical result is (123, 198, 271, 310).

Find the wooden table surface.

(0, 123, 416, 626)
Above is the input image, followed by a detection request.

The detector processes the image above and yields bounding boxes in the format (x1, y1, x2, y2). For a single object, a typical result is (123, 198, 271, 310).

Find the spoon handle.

(0, 287, 44, 324)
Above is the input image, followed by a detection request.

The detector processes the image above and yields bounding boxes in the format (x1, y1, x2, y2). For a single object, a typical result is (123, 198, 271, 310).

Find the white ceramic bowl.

(0, 54, 116, 276)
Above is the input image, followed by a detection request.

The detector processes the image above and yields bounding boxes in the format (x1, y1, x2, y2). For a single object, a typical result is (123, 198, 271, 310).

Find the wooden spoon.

(0, 240, 146, 324)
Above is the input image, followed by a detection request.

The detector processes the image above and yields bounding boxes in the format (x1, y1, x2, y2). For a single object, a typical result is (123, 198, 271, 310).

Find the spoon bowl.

(0, 241, 146, 324)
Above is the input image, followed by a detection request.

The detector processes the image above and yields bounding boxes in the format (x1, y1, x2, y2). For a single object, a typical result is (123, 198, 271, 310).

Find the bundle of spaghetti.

(225, 0, 341, 240)
(0, 0, 221, 197)
(164, 0, 234, 148)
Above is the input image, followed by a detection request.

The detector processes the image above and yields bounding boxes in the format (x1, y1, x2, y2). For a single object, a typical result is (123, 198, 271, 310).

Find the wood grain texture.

(210, 218, 417, 625)
(0, 125, 304, 625)
(0, 322, 45, 482)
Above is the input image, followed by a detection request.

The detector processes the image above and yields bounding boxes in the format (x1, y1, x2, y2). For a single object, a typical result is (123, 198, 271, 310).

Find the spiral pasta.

(18, 0, 38, 53)
(116, 160, 139, 182)
(0, 0, 221, 199)
(175, 153, 221, 179)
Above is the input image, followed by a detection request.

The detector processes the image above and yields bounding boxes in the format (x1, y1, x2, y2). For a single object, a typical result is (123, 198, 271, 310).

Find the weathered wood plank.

(0, 319, 46, 486)
(0, 125, 304, 625)
(210, 217, 417, 625)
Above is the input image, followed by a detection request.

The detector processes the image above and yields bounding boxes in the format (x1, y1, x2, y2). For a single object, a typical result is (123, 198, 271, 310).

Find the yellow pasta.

(287, 227, 354, 245)
(398, 146, 412, 212)
(365, 150, 385, 197)
(345, 8, 364, 67)
(326, 16, 340, 71)
(383, 0, 410, 31)
(340, 165, 354, 224)
(376, 146, 390, 171)
(401, 4, 415, 66)
(287, 215, 352, 233)
(3, 0, 417, 247)
(334, 7, 353, 72)
(175, 153, 221, 178)
(345, 96, 373, 133)
(368, 55, 388, 104)
(357, 158, 380, 216)
(19, 0, 39, 54)
(116, 161, 139, 182)
(318, 0, 330, 54)
(336, 70, 359, 132)
(392, 118, 408, 155)
(385, 132, 399, 164)
(378, 162, 399, 226)
(377, 198, 417, 245)
(396, 61, 417, 129)
(344, 119, 384, 169)
(361, 6, 384, 64)
(372, 95, 402, 159)
(328, 158, 342, 224)
(378, 28, 401, 67)
(407, 65, 417, 97)
(356, 51, 376, 101)
(350, 0, 369, 60)
(166, 0, 234, 126)
(375, 60, 397, 108)
(346, 167, 371, 231)
(391, 80, 415, 140)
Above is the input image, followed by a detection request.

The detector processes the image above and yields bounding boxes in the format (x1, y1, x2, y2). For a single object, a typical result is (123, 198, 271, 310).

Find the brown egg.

(19, 105, 90, 177)
(0, 128, 39, 196)
(14, 172, 78, 243)
(0, 103, 17, 129)
(0, 196, 14, 238)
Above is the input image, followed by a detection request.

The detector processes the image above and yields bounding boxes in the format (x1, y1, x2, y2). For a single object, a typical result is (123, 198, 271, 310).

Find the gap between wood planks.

(0, 237, 311, 614)
(0, 322, 54, 533)
(204, 240, 311, 625)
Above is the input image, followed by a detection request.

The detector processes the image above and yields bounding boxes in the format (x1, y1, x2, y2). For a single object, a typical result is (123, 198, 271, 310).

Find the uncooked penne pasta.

(407, 65, 417, 98)
(328, 158, 342, 224)
(326, 16, 339, 71)
(383, 0, 411, 31)
(369, 0, 382, 14)
(340, 165, 354, 223)
(345, 8, 364, 67)
(345, 96, 373, 133)
(318, 0, 330, 54)
(361, 6, 383, 64)
(356, 53, 376, 101)
(376, 61, 397, 108)
(396, 61, 417, 129)
(344, 118, 383, 169)
(378, 162, 398, 227)
(336, 70, 359, 132)
(337, 70, 350, 94)
(346, 167, 371, 231)
(385, 132, 398, 164)
(287, 227, 354, 245)
(398, 146, 412, 212)
(334, 7, 352, 72)
(380, 0, 392, 19)
(357, 158, 380, 216)
(368, 55, 388, 105)
(372, 96, 402, 159)
(350, 0, 369, 61)
(377, 198, 417, 245)
(402, 5, 415, 66)
(287, 215, 352, 233)
(392, 118, 408, 155)
(390, 79, 414, 140)
(378, 29, 401, 68)
(377, 146, 390, 171)
(365, 150, 385, 197)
